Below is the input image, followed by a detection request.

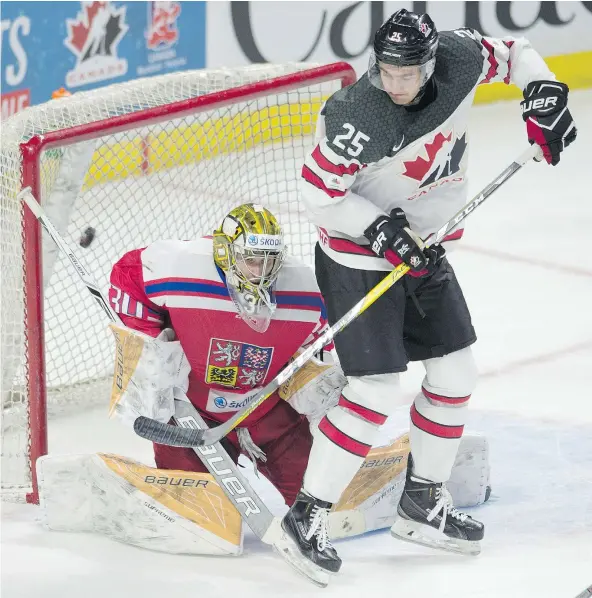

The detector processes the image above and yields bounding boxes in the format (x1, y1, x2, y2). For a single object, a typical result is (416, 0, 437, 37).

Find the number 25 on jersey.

(333, 123, 370, 157)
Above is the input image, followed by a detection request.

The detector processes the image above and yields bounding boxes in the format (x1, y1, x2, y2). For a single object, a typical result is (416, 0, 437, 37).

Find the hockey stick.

(18, 187, 277, 543)
(133, 143, 543, 449)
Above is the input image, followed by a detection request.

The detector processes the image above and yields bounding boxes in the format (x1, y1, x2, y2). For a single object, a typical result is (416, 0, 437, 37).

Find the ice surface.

(2, 90, 592, 598)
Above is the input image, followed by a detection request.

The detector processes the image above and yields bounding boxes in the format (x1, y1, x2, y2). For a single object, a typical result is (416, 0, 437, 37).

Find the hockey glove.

(521, 81, 577, 166)
(424, 243, 446, 277)
(364, 208, 428, 277)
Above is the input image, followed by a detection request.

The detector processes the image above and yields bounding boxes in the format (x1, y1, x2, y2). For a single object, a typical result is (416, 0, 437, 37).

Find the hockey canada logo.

(419, 22, 432, 37)
(206, 338, 273, 390)
(146, 1, 181, 50)
(409, 255, 422, 268)
(403, 132, 467, 189)
(64, 1, 129, 88)
(137, 1, 187, 77)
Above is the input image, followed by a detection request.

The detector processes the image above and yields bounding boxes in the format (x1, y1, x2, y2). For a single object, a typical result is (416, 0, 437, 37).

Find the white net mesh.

(1, 63, 348, 500)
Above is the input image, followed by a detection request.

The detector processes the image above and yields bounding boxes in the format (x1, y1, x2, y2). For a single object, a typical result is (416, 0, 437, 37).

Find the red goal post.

(1, 62, 356, 504)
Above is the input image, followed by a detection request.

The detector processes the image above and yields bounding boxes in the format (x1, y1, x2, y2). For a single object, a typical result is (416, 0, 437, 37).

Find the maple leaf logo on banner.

(65, 1, 129, 63)
(67, 1, 105, 55)
(64, 1, 129, 88)
(403, 132, 452, 183)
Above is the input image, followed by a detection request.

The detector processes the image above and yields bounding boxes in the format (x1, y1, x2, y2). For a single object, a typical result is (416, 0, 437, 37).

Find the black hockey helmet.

(373, 9, 438, 67)
(368, 9, 439, 101)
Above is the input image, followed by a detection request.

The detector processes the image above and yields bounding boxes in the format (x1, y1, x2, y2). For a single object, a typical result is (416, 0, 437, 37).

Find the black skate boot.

(391, 466, 484, 556)
(281, 491, 342, 574)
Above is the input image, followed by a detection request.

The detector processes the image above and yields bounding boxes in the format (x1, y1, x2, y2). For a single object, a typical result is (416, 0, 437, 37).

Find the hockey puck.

(79, 227, 96, 248)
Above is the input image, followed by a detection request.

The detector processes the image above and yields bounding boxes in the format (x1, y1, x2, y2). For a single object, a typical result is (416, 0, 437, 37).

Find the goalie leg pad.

(37, 453, 243, 556)
(329, 434, 409, 539)
(446, 433, 491, 507)
(328, 432, 491, 540)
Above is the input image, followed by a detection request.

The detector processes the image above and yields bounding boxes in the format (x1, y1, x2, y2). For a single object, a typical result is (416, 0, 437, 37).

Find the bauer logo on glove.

(521, 80, 577, 166)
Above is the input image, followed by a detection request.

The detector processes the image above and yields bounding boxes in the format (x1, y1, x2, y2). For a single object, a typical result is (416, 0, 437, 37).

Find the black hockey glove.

(521, 81, 577, 166)
(424, 243, 446, 277)
(364, 208, 429, 277)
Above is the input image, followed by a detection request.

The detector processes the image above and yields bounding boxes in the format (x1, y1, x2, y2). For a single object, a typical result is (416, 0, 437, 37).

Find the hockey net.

(1, 62, 355, 503)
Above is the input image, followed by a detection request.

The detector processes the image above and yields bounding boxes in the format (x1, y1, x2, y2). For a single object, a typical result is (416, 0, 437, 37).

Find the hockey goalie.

(37, 203, 489, 565)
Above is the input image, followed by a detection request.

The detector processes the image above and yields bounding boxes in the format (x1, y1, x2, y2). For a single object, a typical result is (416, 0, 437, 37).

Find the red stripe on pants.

(318, 416, 371, 457)
(410, 404, 464, 439)
(338, 395, 388, 425)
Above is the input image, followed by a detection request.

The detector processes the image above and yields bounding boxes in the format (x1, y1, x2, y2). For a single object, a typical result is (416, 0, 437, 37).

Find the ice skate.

(391, 469, 484, 556)
(280, 491, 342, 577)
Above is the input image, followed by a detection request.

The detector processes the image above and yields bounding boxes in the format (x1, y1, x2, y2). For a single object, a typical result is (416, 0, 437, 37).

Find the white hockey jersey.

(301, 29, 555, 270)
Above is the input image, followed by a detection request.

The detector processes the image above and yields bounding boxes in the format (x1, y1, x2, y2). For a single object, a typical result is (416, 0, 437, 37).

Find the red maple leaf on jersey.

(68, 1, 106, 53)
(402, 132, 452, 182)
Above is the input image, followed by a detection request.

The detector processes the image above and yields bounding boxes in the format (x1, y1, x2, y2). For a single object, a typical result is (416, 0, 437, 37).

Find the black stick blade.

(133, 417, 204, 447)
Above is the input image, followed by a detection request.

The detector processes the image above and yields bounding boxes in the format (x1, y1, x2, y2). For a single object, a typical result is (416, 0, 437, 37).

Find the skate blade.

(391, 517, 481, 556)
(272, 533, 330, 588)
(264, 519, 329, 588)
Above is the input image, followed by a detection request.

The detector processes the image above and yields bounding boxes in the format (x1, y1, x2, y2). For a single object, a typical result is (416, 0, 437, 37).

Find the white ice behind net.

(1, 63, 343, 499)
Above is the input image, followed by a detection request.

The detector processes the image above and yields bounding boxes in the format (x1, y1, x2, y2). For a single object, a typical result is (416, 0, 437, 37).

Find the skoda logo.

(247, 234, 258, 246)
(214, 396, 227, 408)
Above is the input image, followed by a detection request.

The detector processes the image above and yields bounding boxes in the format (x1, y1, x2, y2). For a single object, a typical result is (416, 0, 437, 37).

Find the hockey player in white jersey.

(280, 9, 577, 571)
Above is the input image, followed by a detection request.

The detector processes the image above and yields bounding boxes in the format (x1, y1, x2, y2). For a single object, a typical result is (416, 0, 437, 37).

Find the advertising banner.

(1, 1, 206, 118)
(206, 1, 592, 76)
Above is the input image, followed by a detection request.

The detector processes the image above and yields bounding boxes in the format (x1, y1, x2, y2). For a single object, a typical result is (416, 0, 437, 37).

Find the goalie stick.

(132, 143, 543, 449)
(19, 188, 330, 587)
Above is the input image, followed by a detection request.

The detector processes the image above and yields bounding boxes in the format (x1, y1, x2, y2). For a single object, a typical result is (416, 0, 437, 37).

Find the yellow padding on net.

(82, 100, 324, 189)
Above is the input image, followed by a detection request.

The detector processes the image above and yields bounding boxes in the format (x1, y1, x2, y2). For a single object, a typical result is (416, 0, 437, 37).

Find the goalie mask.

(213, 204, 286, 332)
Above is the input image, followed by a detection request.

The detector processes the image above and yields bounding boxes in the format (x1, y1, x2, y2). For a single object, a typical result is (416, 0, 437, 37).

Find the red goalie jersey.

(109, 238, 330, 427)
